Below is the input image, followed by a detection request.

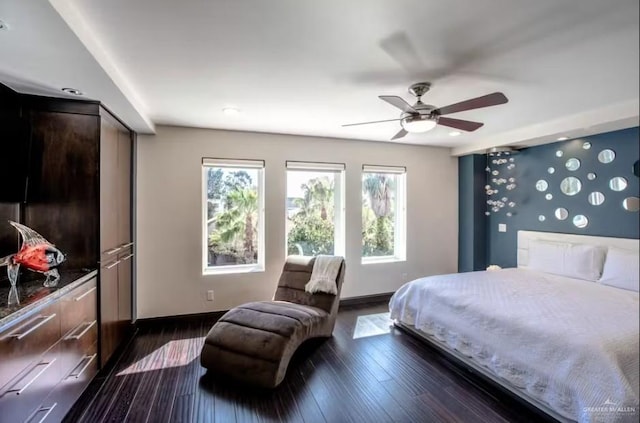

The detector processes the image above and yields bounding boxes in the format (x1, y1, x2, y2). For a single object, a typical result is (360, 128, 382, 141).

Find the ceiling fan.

(343, 82, 508, 140)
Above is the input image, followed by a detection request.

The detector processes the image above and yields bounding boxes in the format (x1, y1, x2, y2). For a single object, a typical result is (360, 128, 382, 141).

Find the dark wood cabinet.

(0, 84, 135, 420)
(0, 84, 29, 204)
(0, 277, 98, 423)
(25, 111, 100, 270)
(98, 109, 133, 367)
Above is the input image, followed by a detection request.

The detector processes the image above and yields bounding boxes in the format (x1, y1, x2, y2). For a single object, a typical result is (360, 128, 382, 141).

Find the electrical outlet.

(206, 290, 215, 302)
(498, 223, 507, 232)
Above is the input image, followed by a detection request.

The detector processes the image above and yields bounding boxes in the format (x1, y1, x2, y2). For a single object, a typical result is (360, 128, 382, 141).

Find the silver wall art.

(623, 197, 640, 212)
(565, 158, 580, 171)
(560, 177, 582, 196)
(588, 192, 605, 206)
(555, 208, 569, 220)
(573, 215, 588, 228)
(485, 148, 518, 217)
(598, 149, 615, 164)
(534, 140, 638, 231)
(609, 177, 627, 192)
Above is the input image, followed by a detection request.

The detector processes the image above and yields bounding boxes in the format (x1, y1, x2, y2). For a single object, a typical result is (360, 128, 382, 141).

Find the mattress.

(389, 268, 639, 423)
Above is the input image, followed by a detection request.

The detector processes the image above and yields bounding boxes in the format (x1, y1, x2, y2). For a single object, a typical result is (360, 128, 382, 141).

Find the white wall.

(136, 126, 458, 319)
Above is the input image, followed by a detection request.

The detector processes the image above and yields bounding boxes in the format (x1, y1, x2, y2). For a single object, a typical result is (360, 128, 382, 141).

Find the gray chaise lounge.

(200, 255, 346, 388)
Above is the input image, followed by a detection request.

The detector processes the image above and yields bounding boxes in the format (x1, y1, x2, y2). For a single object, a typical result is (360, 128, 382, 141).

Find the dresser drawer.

(0, 342, 61, 423)
(0, 302, 61, 390)
(38, 342, 98, 423)
(59, 319, 98, 378)
(60, 278, 97, 338)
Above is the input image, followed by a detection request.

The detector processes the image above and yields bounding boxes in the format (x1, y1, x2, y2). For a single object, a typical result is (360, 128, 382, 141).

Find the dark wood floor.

(64, 302, 554, 423)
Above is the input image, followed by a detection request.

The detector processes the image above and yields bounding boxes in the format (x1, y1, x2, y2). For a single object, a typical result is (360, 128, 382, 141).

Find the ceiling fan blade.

(391, 128, 408, 140)
(379, 96, 417, 114)
(380, 32, 424, 75)
(438, 117, 484, 132)
(434, 92, 508, 116)
(342, 118, 402, 127)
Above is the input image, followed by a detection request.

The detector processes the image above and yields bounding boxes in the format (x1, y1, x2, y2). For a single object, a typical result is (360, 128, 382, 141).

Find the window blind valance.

(286, 161, 345, 172)
(202, 158, 265, 169)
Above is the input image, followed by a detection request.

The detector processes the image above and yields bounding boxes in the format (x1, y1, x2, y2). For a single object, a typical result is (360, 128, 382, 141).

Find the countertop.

(0, 268, 97, 329)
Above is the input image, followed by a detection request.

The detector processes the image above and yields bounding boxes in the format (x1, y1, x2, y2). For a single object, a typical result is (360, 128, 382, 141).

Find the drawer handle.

(105, 260, 121, 269)
(6, 359, 56, 395)
(26, 402, 57, 423)
(120, 242, 134, 249)
(65, 320, 96, 341)
(74, 286, 97, 302)
(105, 246, 122, 255)
(68, 354, 97, 379)
(7, 314, 57, 340)
(121, 253, 134, 261)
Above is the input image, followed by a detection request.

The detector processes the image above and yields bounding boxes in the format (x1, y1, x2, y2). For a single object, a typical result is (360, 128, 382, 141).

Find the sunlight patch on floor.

(117, 337, 204, 376)
(353, 312, 393, 339)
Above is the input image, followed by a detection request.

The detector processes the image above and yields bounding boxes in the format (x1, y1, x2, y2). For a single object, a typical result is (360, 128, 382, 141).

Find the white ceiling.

(1, 1, 638, 153)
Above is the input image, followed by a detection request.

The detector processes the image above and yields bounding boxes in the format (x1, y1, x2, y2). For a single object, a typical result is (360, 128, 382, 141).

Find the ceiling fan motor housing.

(401, 101, 438, 124)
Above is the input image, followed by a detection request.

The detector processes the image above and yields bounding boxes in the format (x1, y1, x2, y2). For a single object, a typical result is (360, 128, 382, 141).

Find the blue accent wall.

(458, 154, 488, 272)
(459, 127, 640, 269)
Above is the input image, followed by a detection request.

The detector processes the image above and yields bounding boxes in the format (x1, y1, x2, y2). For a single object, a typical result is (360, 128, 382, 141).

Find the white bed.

(390, 231, 639, 423)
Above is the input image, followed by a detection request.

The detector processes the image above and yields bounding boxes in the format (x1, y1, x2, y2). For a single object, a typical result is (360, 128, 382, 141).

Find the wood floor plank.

(68, 301, 558, 423)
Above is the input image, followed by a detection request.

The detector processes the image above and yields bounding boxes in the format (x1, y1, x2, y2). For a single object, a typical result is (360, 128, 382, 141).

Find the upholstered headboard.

(517, 230, 639, 268)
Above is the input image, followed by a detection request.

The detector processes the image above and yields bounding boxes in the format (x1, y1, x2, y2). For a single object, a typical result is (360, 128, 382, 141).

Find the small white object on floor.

(486, 265, 502, 271)
(305, 255, 343, 294)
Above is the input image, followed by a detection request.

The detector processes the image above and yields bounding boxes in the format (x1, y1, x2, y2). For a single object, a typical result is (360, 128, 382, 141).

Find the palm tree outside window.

(202, 158, 265, 274)
(285, 161, 345, 258)
(362, 165, 406, 263)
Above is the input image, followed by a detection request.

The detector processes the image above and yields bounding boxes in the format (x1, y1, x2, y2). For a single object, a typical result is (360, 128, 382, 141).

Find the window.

(362, 165, 406, 262)
(286, 161, 345, 257)
(202, 158, 264, 274)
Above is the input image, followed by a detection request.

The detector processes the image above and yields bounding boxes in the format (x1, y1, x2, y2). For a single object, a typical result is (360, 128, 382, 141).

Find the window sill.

(361, 256, 406, 265)
(203, 264, 265, 276)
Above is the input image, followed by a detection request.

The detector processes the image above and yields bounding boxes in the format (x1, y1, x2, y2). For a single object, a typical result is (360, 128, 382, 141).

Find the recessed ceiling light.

(449, 131, 462, 137)
(0, 20, 8, 31)
(557, 136, 569, 141)
(61, 87, 83, 96)
(222, 107, 241, 116)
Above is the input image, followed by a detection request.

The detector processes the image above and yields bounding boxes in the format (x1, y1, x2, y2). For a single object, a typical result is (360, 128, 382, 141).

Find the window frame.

(285, 161, 346, 258)
(201, 158, 266, 275)
(361, 165, 407, 264)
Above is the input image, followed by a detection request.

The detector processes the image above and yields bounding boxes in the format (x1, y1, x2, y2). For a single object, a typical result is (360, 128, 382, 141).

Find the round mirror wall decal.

(538, 215, 546, 222)
(536, 180, 549, 191)
(547, 167, 555, 174)
(587, 173, 597, 181)
(555, 208, 569, 220)
(565, 158, 580, 171)
(582, 141, 591, 150)
(609, 177, 627, 192)
(634, 160, 639, 177)
(560, 177, 582, 196)
(555, 150, 564, 158)
(545, 194, 553, 200)
(588, 192, 605, 206)
(623, 197, 640, 212)
(573, 215, 589, 228)
(598, 149, 615, 164)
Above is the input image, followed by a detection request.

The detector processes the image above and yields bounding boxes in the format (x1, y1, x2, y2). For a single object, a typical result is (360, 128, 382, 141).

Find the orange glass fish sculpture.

(0, 221, 66, 306)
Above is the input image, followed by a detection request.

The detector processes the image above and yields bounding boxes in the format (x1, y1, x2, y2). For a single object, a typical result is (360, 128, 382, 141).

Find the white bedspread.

(389, 268, 639, 423)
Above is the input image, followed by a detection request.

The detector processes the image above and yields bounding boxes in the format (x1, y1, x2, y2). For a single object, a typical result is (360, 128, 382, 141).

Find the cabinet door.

(100, 116, 119, 254)
(26, 111, 99, 270)
(99, 261, 119, 367)
(117, 129, 132, 245)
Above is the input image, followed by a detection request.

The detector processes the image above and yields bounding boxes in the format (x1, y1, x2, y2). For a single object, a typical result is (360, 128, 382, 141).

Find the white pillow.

(528, 240, 606, 281)
(600, 247, 640, 292)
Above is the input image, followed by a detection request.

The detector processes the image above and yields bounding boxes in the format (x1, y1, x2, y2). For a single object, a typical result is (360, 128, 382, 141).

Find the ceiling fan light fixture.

(401, 115, 437, 133)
